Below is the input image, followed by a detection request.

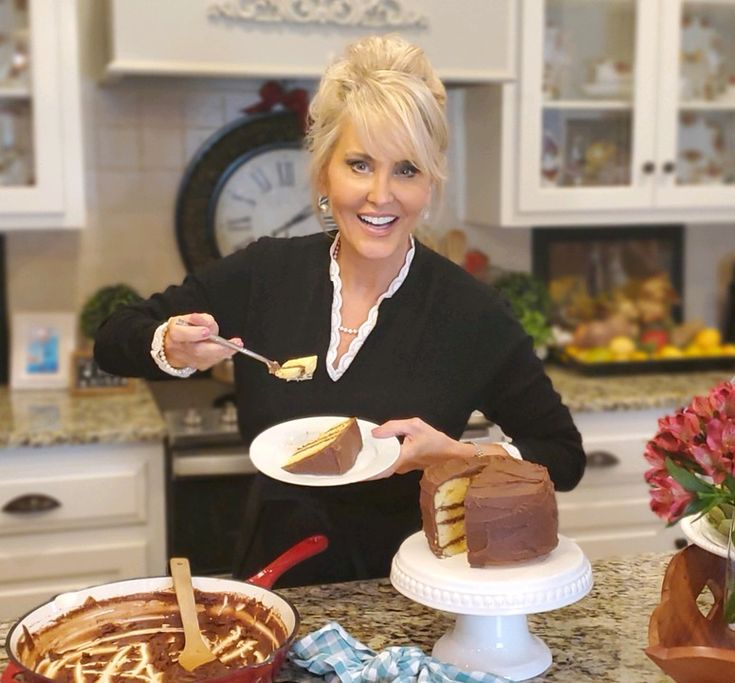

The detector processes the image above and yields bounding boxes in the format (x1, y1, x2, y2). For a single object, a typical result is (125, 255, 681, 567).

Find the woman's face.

(322, 119, 432, 264)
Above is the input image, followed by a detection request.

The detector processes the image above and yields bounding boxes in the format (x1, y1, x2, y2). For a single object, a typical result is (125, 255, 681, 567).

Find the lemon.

(630, 350, 648, 361)
(579, 347, 612, 363)
(683, 344, 699, 357)
(694, 327, 722, 350)
(721, 343, 735, 356)
(564, 345, 581, 358)
(657, 345, 684, 359)
(608, 335, 636, 356)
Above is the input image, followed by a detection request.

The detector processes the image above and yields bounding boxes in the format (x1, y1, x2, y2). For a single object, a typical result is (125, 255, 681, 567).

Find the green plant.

(80, 284, 142, 340)
(493, 272, 553, 348)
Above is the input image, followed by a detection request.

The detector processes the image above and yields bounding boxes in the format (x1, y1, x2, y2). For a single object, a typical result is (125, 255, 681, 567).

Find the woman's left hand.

(369, 417, 471, 477)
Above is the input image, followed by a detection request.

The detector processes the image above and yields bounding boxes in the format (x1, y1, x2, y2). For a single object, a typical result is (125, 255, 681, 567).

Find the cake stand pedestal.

(390, 532, 593, 681)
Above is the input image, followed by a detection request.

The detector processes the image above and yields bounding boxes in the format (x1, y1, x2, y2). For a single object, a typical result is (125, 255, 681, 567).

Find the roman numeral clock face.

(213, 146, 320, 257)
(175, 112, 321, 272)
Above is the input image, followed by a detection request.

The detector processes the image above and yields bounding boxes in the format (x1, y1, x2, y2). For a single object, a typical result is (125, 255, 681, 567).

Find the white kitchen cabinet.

(0, 0, 85, 230)
(0, 441, 165, 620)
(103, 0, 516, 83)
(557, 408, 684, 560)
(466, 0, 735, 227)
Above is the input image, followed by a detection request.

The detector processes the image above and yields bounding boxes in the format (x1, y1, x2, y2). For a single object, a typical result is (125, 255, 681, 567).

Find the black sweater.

(96, 234, 584, 583)
(96, 233, 583, 488)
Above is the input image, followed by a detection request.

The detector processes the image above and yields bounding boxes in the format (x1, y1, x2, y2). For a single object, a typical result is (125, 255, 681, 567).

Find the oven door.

(167, 442, 257, 576)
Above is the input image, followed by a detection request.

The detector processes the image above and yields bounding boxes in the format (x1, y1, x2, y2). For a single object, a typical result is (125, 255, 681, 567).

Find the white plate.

(681, 514, 728, 559)
(249, 416, 400, 486)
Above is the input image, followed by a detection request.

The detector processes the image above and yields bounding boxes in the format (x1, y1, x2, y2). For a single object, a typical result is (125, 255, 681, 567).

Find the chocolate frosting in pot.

(16, 590, 289, 683)
(465, 457, 558, 566)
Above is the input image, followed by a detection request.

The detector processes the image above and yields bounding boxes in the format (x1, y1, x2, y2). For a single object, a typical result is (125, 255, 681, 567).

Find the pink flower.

(648, 477, 695, 523)
(691, 443, 724, 482)
(645, 380, 735, 524)
(644, 441, 667, 470)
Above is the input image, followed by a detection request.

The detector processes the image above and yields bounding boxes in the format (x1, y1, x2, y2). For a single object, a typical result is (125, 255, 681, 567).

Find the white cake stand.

(390, 532, 593, 681)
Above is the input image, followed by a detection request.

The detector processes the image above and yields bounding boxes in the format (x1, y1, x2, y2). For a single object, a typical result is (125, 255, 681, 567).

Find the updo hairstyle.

(306, 34, 448, 205)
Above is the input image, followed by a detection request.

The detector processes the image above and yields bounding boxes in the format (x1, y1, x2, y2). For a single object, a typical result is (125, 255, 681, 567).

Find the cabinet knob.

(585, 450, 620, 468)
(663, 161, 676, 174)
(642, 161, 656, 174)
(2, 493, 61, 514)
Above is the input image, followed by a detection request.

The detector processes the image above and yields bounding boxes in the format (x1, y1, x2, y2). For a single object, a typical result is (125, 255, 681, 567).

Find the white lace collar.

(326, 233, 415, 381)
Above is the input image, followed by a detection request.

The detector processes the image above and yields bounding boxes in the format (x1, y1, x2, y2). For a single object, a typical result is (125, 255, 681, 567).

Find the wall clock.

(175, 110, 321, 272)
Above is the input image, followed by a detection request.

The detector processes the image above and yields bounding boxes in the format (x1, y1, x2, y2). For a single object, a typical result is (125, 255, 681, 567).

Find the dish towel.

(289, 621, 514, 683)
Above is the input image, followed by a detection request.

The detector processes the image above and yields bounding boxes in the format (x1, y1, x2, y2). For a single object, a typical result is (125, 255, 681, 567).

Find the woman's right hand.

(164, 312, 243, 371)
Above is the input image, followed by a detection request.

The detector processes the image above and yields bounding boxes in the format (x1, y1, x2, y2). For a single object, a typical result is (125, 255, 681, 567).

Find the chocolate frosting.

(465, 457, 558, 566)
(17, 590, 288, 683)
(419, 458, 487, 556)
(283, 418, 362, 475)
(420, 455, 558, 566)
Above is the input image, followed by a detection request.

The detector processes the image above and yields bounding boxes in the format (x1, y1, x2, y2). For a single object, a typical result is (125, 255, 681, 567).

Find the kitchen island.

(1, 551, 674, 682)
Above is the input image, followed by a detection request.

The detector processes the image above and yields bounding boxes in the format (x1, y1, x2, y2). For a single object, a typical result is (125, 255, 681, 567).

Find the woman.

(95, 35, 585, 585)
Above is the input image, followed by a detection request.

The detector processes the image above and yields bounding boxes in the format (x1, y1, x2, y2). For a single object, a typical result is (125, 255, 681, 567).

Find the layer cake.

(420, 454, 558, 566)
(282, 417, 362, 475)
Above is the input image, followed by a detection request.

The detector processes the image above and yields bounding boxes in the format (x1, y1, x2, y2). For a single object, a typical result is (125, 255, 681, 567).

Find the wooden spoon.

(169, 557, 217, 672)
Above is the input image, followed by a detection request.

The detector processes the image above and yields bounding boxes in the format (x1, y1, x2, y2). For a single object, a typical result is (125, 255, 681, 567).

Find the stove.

(147, 378, 255, 577)
(164, 403, 242, 448)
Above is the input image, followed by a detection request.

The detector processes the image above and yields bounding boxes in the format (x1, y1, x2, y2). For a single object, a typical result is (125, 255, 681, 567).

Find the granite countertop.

(0, 381, 165, 448)
(0, 367, 731, 449)
(0, 552, 674, 682)
(546, 365, 732, 413)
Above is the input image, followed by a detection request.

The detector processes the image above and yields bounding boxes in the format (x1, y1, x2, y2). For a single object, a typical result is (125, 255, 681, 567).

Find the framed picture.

(11, 312, 76, 390)
(532, 225, 684, 330)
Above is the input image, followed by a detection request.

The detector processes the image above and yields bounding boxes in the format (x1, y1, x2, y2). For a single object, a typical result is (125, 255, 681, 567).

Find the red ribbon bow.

(243, 81, 309, 133)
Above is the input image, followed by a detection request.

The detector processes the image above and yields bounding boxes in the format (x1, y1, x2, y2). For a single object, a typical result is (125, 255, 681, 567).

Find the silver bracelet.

(150, 321, 196, 378)
(469, 441, 487, 457)
(470, 440, 522, 460)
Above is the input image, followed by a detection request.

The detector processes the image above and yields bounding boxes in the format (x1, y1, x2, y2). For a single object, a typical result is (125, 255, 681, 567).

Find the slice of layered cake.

(420, 458, 487, 557)
(282, 417, 363, 475)
(420, 454, 559, 566)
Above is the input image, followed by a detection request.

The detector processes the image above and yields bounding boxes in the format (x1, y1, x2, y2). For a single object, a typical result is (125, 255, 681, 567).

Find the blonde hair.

(306, 34, 448, 208)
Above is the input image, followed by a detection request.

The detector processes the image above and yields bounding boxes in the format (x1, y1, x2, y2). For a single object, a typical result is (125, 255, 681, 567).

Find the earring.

(318, 195, 329, 214)
(422, 207, 431, 222)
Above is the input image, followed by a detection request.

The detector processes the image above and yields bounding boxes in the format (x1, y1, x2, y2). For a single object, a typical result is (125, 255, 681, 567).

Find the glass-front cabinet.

(475, 0, 735, 226)
(0, 0, 84, 229)
(658, 0, 735, 207)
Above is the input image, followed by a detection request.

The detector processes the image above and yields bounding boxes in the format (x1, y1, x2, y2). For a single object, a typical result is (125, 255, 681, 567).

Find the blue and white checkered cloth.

(289, 621, 513, 683)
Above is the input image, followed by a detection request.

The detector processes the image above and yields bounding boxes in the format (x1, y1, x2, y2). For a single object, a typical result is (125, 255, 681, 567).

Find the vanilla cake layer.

(420, 459, 487, 558)
(275, 355, 317, 381)
(283, 417, 362, 475)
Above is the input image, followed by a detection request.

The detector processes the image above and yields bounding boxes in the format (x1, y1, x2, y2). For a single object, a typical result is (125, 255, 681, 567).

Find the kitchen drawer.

(0, 446, 149, 537)
(573, 409, 661, 486)
(0, 539, 147, 620)
(565, 525, 683, 562)
(558, 492, 655, 531)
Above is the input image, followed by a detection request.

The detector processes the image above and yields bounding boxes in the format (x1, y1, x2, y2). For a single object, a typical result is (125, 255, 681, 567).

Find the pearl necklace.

(333, 236, 362, 337)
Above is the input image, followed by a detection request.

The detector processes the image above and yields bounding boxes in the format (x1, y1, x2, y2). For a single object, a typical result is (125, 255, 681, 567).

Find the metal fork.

(174, 319, 281, 375)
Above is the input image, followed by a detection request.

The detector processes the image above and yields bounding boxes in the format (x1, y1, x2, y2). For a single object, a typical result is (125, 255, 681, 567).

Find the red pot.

(4, 535, 327, 683)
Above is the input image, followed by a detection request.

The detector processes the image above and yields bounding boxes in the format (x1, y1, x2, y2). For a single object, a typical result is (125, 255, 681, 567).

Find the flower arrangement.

(645, 380, 735, 526)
